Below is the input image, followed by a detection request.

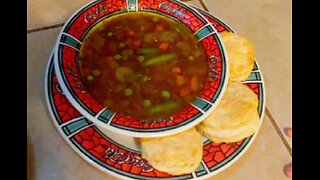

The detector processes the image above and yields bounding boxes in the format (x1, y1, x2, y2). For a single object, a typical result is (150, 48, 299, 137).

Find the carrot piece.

(171, 67, 181, 73)
(159, 42, 170, 50)
(179, 87, 191, 97)
(156, 24, 164, 31)
(127, 30, 134, 36)
(132, 40, 142, 47)
(191, 75, 199, 91)
(105, 56, 114, 63)
(176, 75, 186, 86)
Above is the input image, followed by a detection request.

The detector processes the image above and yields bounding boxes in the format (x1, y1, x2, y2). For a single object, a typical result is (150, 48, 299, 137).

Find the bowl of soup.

(53, 0, 228, 137)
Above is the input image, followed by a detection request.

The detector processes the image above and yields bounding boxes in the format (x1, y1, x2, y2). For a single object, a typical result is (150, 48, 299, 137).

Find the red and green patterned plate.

(53, 0, 229, 138)
(45, 7, 265, 179)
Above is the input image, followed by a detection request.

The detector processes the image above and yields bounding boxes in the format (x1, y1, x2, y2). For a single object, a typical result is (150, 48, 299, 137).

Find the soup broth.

(79, 12, 208, 121)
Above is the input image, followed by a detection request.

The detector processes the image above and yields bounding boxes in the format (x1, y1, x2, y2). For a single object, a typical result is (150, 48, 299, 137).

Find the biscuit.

(140, 127, 203, 175)
(220, 32, 255, 82)
(196, 82, 260, 143)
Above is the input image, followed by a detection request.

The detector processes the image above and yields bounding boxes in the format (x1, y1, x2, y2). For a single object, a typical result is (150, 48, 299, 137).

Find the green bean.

(148, 102, 181, 114)
(138, 48, 160, 55)
(143, 53, 177, 67)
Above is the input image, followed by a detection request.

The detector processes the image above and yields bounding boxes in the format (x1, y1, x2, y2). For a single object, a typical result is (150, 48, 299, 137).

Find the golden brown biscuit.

(220, 32, 255, 82)
(196, 82, 260, 143)
(140, 127, 203, 175)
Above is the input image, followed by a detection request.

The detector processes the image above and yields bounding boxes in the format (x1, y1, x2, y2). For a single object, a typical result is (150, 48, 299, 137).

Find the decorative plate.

(53, 0, 229, 137)
(45, 8, 265, 179)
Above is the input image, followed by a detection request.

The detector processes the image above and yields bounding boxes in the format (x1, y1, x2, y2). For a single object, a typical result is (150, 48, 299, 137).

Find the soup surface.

(79, 12, 208, 122)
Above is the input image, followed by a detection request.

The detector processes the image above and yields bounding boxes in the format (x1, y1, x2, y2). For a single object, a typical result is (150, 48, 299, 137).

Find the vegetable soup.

(79, 12, 208, 122)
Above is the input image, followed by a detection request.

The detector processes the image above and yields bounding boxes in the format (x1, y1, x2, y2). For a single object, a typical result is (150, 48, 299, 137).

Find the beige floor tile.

(27, 0, 93, 30)
(27, 0, 203, 30)
(183, 0, 203, 9)
(208, 116, 292, 180)
(202, 0, 292, 146)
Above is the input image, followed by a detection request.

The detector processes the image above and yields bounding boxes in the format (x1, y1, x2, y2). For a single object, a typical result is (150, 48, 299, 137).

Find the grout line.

(198, 0, 209, 11)
(265, 107, 292, 156)
(27, 23, 65, 33)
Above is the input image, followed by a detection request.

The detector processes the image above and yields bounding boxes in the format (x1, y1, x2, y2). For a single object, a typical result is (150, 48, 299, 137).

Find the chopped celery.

(148, 102, 181, 114)
(138, 48, 160, 55)
(143, 53, 177, 67)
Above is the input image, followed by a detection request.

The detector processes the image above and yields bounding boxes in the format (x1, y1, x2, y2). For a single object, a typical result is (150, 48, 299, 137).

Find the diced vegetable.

(116, 67, 133, 82)
(152, 16, 159, 22)
(138, 48, 160, 55)
(124, 88, 133, 96)
(127, 30, 134, 36)
(188, 55, 194, 61)
(156, 24, 164, 31)
(92, 69, 101, 76)
(192, 48, 203, 57)
(122, 49, 134, 56)
(148, 102, 181, 114)
(107, 32, 113, 37)
(176, 75, 186, 86)
(143, 99, 152, 107)
(176, 41, 191, 52)
(143, 33, 154, 43)
(114, 54, 122, 60)
(143, 53, 177, 67)
(132, 40, 142, 47)
(137, 56, 145, 62)
(98, 26, 105, 31)
(179, 87, 191, 97)
(93, 35, 105, 48)
(171, 67, 181, 73)
(141, 75, 150, 82)
(161, 90, 170, 98)
(87, 75, 94, 81)
(159, 31, 178, 43)
(190, 75, 199, 91)
(119, 42, 126, 48)
(159, 42, 170, 50)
